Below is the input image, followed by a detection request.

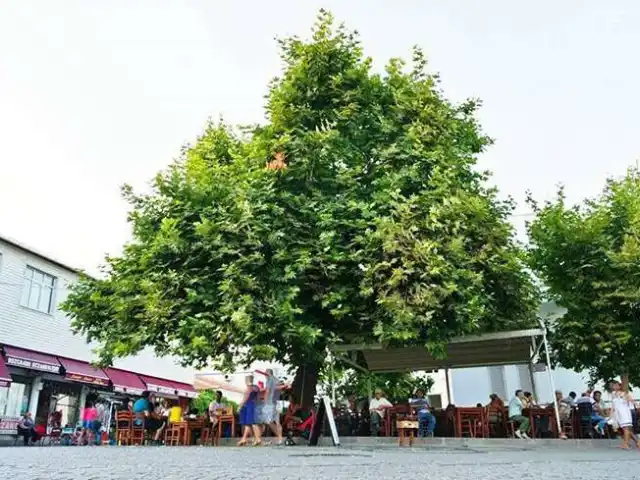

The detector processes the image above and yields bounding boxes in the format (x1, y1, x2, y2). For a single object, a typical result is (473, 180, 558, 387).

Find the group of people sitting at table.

(506, 382, 638, 444)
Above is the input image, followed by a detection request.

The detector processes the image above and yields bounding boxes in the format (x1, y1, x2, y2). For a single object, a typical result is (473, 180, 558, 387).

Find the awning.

(104, 368, 146, 396)
(0, 355, 11, 387)
(58, 357, 110, 386)
(139, 375, 179, 397)
(173, 381, 197, 399)
(2, 346, 62, 374)
(331, 329, 543, 373)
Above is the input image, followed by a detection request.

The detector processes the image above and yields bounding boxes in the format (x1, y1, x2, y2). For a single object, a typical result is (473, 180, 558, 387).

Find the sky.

(1, 0, 639, 275)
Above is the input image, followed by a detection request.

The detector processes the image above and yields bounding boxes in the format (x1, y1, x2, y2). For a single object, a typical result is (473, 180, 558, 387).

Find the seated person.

(555, 390, 572, 421)
(523, 391, 538, 407)
(486, 394, 505, 421)
(17, 412, 39, 446)
(168, 402, 183, 424)
(153, 399, 170, 443)
(576, 390, 607, 435)
(369, 389, 393, 436)
(132, 391, 163, 431)
(208, 390, 225, 430)
(71, 426, 84, 446)
(508, 390, 530, 439)
(410, 389, 436, 437)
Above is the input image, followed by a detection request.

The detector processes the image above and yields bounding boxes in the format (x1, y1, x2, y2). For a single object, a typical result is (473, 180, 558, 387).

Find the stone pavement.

(3, 442, 640, 479)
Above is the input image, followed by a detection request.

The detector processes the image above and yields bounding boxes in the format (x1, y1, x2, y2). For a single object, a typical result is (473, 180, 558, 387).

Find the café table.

(524, 407, 558, 438)
(183, 419, 208, 445)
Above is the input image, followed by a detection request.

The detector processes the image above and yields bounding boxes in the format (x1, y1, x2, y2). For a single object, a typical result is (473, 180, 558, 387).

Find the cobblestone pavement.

(3, 444, 640, 479)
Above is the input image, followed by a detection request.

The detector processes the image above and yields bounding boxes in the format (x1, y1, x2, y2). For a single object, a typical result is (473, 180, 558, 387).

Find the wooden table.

(524, 407, 558, 438)
(183, 419, 208, 446)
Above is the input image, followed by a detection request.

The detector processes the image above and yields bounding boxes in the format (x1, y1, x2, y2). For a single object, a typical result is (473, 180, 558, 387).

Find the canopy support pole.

(539, 319, 562, 436)
(445, 367, 452, 405)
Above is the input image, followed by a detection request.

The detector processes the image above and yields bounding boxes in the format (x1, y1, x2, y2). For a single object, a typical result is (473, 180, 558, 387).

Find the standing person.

(508, 389, 530, 439)
(82, 401, 100, 446)
(610, 379, 636, 449)
(262, 369, 284, 445)
(369, 389, 393, 436)
(410, 389, 436, 437)
(237, 375, 263, 446)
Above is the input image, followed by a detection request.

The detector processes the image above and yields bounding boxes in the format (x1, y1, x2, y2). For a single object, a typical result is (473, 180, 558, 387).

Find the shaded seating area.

(329, 329, 568, 441)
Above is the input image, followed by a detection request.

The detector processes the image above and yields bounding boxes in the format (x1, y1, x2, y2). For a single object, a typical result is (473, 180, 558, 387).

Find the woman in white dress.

(610, 379, 636, 449)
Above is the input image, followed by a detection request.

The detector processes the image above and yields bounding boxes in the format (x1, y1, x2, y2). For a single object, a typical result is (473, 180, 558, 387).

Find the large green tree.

(527, 167, 640, 384)
(62, 11, 538, 405)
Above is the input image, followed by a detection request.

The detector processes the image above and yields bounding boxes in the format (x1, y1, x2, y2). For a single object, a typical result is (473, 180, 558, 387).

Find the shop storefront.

(0, 344, 197, 441)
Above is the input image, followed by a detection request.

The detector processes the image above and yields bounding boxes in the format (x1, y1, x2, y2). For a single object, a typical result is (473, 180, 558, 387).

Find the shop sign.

(66, 373, 110, 386)
(6, 356, 60, 374)
(148, 384, 177, 396)
(177, 389, 197, 399)
(114, 386, 144, 396)
(0, 416, 20, 435)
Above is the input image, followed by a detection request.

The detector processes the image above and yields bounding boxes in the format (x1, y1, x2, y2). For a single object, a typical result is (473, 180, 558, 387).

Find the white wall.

(0, 238, 194, 383)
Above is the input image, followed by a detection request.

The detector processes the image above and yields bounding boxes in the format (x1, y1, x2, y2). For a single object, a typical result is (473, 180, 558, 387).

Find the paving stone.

(2, 444, 640, 479)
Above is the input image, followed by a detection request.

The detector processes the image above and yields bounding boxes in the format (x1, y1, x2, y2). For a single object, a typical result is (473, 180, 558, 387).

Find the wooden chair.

(165, 421, 188, 446)
(456, 407, 486, 438)
(561, 409, 575, 438)
(131, 414, 145, 446)
(116, 411, 133, 446)
(216, 407, 235, 445)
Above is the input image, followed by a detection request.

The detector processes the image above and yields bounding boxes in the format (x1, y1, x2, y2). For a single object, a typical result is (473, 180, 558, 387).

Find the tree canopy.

(62, 10, 538, 403)
(527, 168, 640, 384)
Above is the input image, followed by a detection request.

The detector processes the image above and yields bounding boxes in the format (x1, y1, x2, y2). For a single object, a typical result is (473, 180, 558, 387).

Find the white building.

(0, 235, 196, 436)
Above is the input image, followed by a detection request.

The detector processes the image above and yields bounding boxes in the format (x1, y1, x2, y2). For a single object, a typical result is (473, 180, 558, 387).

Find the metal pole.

(539, 320, 562, 436)
(445, 368, 452, 405)
(329, 351, 336, 405)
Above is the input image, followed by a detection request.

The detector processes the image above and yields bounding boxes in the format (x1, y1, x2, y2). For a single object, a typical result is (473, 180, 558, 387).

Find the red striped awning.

(139, 375, 179, 397)
(58, 357, 110, 386)
(173, 381, 197, 399)
(0, 355, 11, 387)
(3, 346, 62, 374)
(104, 368, 146, 396)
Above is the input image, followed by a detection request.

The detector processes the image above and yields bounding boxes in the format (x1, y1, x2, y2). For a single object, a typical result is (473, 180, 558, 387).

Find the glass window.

(0, 381, 31, 417)
(21, 266, 56, 314)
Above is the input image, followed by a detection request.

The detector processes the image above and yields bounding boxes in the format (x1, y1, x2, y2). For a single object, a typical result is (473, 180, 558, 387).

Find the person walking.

(610, 379, 636, 449)
(237, 375, 263, 446)
(262, 368, 284, 444)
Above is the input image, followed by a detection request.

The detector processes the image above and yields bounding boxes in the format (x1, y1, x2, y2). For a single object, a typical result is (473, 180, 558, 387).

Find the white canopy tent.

(330, 326, 562, 434)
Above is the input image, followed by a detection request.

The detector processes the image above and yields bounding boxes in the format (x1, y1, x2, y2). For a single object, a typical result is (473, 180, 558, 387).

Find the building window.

(427, 394, 443, 409)
(21, 266, 56, 313)
(0, 380, 31, 417)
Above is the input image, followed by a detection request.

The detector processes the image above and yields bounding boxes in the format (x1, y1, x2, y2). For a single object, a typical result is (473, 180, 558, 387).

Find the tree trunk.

(291, 362, 320, 408)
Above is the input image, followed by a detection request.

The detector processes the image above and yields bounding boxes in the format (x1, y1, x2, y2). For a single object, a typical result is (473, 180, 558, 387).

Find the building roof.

(330, 329, 544, 373)
(0, 232, 89, 277)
